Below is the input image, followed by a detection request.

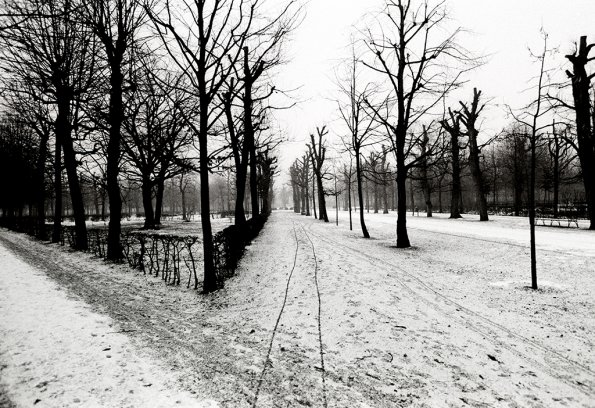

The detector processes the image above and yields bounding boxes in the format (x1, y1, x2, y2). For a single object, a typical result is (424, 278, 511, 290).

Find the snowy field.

(0, 211, 593, 407)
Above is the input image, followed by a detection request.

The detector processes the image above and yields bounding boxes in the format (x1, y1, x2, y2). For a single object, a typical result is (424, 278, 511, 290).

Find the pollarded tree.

(364, 0, 472, 247)
(440, 108, 463, 218)
(308, 126, 329, 222)
(459, 88, 489, 221)
(564, 36, 595, 229)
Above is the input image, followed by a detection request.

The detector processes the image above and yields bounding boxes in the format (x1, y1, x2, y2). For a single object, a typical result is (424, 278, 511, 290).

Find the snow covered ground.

(0, 240, 216, 407)
(0, 210, 594, 407)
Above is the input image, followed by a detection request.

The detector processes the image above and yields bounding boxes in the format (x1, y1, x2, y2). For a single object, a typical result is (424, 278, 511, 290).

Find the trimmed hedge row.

(1, 214, 269, 291)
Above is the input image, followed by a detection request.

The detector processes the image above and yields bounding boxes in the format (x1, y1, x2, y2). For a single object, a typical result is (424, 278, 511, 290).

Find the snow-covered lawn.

(0, 210, 593, 407)
(0, 240, 215, 408)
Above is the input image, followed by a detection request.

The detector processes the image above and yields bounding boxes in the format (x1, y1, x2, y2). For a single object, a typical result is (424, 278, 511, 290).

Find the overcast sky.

(272, 0, 595, 175)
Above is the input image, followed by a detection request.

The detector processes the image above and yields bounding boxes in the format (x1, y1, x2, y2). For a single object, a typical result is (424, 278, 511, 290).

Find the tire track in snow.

(252, 221, 329, 408)
(300, 223, 328, 408)
(252, 222, 301, 407)
(305, 221, 595, 397)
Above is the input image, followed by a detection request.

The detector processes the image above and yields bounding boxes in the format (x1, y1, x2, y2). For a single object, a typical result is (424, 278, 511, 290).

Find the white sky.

(273, 0, 595, 174)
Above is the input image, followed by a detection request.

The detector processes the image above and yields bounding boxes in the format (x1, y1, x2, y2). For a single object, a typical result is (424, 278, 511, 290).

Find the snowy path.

(0, 211, 594, 407)
(304, 217, 595, 405)
(0, 238, 213, 408)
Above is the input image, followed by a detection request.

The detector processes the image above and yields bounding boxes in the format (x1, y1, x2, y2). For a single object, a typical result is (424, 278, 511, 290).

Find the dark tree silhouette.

(364, 0, 471, 248)
(565, 36, 595, 229)
(440, 109, 463, 218)
(459, 88, 489, 221)
(337, 49, 376, 238)
(85, 0, 149, 260)
(419, 126, 433, 217)
(308, 126, 329, 223)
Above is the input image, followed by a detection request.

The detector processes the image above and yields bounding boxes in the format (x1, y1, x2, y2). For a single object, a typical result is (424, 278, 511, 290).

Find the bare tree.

(308, 126, 329, 222)
(85, 0, 149, 259)
(565, 36, 595, 229)
(364, 0, 472, 247)
(509, 32, 553, 290)
(459, 88, 489, 221)
(342, 162, 354, 230)
(336, 47, 377, 238)
(440, 109, 463, 218)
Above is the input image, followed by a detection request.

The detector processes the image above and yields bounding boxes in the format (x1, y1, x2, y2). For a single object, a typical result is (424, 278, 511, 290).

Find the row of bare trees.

(290, 0, 595, 291)
(0, 0, 297, 292)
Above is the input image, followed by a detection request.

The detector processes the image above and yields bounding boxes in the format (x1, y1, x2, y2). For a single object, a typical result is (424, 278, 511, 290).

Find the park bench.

(535, 217, 579, 228)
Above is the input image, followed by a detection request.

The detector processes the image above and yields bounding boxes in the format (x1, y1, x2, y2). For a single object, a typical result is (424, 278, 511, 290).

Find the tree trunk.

(396, 170, 410, 247)
(317, 176, 328, 222)
(101, 192, 106, 221)
(155, 176, 165, 225)
(567, 36, 595, 229)
(365, 178, 370, 213)
(242, 47, 259, 220)
(420, 129, 432, 217)
(36, 130, 49, 240)
(106, 63, 124, 261)
(180, 177, 187, 221)
(373, 180, 379, 214)
(93, 180, 100, 218)
(348, 180, 353, 230)
(382, 174, 389, 214)
(199, 133, 216, 292)
(469, 138, 489, 221)
(141, 175, 155, 229)
(355, 150, 370, 238)
(60, 120, 88, 250)
(529, 128, 537, 289)
(450, 130, 462, 218)
(438, 180, 443, 213)
(300, 183, 306, 215)
(52, 134, 62, 243)
(312, 175, 317, 219)
(235, 167, 247, 225)
(409, 177, 415, 216)
(553, 147, 560, 218)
